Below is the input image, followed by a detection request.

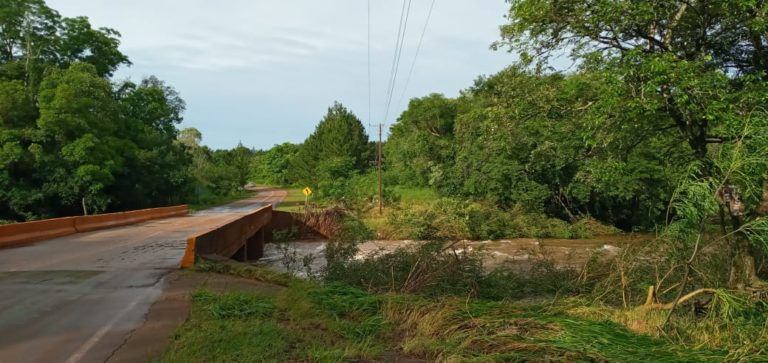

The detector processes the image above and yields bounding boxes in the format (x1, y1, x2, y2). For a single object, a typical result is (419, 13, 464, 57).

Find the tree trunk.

(729, 234, 759, 288)
(726, 210, 760, 288)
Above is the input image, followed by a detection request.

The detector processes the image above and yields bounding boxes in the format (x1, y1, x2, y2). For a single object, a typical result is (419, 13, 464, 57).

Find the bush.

(465, 202, 514, 240)
(382, 198, 611, 240)
(317, 172, 398, 213)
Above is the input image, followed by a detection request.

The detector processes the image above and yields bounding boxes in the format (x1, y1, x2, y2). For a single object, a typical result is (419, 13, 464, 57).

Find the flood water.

(256, 234, 655, 275)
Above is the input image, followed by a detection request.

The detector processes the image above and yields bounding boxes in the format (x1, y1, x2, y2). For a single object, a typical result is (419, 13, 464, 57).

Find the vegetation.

(0, 1, 262, 222)
(5, 0, 768, 360)
(164, 255, 764, 362)
(231, 0, 768, 360)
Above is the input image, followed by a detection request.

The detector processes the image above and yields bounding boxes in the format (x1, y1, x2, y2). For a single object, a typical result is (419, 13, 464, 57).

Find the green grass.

(362, 186, 439, 237)
(160, 264, 738, 363)
(274, 186, 307, 212)
(187, 190, 256, 212)
(159, 282, 386, 363)
(391, 186, 439, 204)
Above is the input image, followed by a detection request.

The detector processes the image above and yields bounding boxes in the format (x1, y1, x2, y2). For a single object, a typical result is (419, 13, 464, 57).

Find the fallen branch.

(642, 286, 718, 310)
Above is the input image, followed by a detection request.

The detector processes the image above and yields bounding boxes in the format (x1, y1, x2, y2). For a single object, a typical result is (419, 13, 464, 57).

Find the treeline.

(0, 1, 255, 222)
(395, 0, 768, 289)
(385, 70, 682, 230)
(253, 1, 768, 279)
(252, 71, 681, 231)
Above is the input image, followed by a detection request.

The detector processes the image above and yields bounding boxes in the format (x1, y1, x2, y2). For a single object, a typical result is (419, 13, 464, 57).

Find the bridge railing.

(180, 205, 272, 268)
(0, 205, 189, 248)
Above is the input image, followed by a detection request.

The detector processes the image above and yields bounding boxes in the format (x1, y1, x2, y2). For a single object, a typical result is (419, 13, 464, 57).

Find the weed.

(206, 292, 275, 319)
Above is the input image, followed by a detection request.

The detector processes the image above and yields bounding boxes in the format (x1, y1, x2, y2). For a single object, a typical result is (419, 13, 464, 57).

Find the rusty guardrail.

(74, 205, 188, 232)
(180, 205, 272, 268)
(0, 205, 189, 248)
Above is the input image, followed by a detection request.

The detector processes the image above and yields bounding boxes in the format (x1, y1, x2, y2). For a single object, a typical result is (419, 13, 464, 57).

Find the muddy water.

(258, 234, 654, 275)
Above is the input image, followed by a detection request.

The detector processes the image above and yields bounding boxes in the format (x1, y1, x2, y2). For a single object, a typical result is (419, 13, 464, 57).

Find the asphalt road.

(0, 188, 286, 363)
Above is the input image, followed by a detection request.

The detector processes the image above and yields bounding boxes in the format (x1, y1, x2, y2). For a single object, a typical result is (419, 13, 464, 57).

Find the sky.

(46, 0, 516, 150)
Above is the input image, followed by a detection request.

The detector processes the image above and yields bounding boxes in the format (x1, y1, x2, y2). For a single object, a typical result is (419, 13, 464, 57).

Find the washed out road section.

(0, 187, 285, 363)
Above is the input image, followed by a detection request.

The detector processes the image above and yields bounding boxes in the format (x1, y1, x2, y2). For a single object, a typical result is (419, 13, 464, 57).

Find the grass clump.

(381, 297, 728, 362)
(161, 282, 387, 363)
(327, 239, 590, 300)
(192, 290, 276, 319)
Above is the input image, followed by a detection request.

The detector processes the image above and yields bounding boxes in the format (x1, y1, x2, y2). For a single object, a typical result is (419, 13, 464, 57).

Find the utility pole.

(377, 123, 383, 215)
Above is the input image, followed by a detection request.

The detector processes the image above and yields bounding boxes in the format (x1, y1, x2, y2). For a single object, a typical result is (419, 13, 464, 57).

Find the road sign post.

(302, 187, 312, 211)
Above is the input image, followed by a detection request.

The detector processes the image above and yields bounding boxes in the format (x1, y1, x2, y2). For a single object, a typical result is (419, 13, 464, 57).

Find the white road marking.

(64, 294, 144, 363)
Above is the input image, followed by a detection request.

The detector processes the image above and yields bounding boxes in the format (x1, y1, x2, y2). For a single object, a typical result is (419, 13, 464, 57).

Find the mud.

(258, 234, 655, 273)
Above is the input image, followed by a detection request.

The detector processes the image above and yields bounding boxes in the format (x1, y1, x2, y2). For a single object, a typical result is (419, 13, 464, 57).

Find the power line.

(397, 0, 436, 109)
(382, 0, 412, 124)
(367, 0, 372, 127)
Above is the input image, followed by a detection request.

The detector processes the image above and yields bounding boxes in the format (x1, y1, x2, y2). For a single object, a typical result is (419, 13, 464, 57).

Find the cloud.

(123, 26, 344, 71)
(46, 0, 514, 149)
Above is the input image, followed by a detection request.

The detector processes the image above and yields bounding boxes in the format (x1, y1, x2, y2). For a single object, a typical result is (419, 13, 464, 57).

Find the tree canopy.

(292, 102, 371, 188)
(0, 0, 192, 220)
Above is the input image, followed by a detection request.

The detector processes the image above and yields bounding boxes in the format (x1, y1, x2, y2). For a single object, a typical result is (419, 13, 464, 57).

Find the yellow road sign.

(302, 187, 313, 197)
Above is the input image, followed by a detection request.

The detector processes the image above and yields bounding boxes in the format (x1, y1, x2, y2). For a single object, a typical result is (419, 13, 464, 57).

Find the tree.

(37, 62, 120, 214)
(0, 1, 191, 220)
(109, 76, 191, 209)
(0, 0, 128, 76)
(385, 94, 457, 188)
(497, 0, 768, 287)
(251, 142, 300, 186)
(292, 102, 371, 188)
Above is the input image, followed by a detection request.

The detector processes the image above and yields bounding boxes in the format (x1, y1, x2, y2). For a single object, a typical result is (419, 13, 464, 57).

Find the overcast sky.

(46, 0, 515, 150)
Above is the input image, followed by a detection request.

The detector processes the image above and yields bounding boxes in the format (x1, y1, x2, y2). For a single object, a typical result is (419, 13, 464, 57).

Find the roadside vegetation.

(225, 0, 768, 361)
(4, 0, 768, 361)
(0, 1, 262, 222)
(162, 236, 767, 362)
(273, 187, 306, 213)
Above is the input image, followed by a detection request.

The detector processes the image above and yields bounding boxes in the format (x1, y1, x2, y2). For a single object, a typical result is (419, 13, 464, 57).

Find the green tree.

(497, 0, 768, 287)
(251, 142, 300, 186)
(0, 1, 191, 220)
(292, 102, 371, 189)
(110, 76, 191, 209)
(385, 94, 457, 188)
(37, 62, 120, 214)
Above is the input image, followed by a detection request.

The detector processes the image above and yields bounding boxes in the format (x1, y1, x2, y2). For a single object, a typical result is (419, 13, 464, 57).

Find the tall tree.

(386, 94, 457, 188)
(292, 102, 370, 187)
(0, 1, 191, 220)
(497, 0, 768, 287)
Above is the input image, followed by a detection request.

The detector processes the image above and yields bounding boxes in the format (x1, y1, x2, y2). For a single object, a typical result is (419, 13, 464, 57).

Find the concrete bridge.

(0, 187, 296, 363)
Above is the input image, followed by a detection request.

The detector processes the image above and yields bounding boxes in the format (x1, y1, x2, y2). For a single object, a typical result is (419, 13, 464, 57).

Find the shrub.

(382, 203, 437, 240)
(465, 202, 514, 240)
(192, 290, 276, 319)
(382, 198, 603, 240)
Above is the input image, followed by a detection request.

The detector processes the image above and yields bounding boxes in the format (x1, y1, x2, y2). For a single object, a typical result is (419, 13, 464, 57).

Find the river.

(256, 234, 655, 276)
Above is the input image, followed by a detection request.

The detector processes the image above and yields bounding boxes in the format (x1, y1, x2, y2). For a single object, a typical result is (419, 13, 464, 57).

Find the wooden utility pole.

(377, 123, 383, 214)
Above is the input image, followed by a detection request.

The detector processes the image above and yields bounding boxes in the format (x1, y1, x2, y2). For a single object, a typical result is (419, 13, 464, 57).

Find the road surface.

(0, 187, 285, 363)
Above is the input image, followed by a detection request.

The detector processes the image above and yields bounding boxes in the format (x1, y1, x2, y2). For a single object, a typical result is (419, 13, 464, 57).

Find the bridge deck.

(0, 188, 285, 363)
